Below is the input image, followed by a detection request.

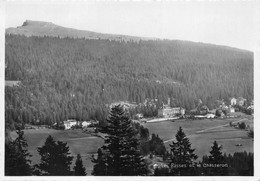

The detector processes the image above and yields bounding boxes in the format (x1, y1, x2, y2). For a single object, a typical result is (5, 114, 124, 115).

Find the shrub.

(247, 129, 254, 138)
(238, 122, 246, 129)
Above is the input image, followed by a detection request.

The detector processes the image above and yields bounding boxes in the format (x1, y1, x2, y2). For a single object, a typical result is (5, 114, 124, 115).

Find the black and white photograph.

(2, 0, 258, 178)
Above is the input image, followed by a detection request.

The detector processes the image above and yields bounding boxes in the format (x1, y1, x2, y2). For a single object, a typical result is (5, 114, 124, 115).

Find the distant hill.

(6, 20, 156, 42)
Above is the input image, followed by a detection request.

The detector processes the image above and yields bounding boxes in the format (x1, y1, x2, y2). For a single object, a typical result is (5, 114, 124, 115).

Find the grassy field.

(13, 113, 253, 174)
(11, 129, 104, 174)
(143, 114, 253, 159)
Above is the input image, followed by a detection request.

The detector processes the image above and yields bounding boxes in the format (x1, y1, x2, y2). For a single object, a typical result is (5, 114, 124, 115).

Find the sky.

(4, 0, 259, 51)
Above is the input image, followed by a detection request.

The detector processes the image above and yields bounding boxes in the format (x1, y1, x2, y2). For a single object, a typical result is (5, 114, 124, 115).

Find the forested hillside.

(5, 34, 253, 130)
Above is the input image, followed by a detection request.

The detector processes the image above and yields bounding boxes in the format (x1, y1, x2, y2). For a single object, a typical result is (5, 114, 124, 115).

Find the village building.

(82, 121, 91, 128)
(190, 105, 209, 115)
(208, 109, 216, 114)
(158, 107, 185, 118)
(5, 80, 22, 87)
(153, 164, 159, 170)
(237, 97, 246, 106)
(247, 105, 254, 111)
(180, 108, 185, 115)
(229, 106, 235, 113)
(251, 100, 254, 106)
(136, 113, 144, 119)
(216, 99, 225, 107)
(230, 98, 237, 106)
(63, 119, 78, 130)
(24, 124, 37, 129)
(143, 98, 158, 107)
(91, 120, 99, 125)
(157, 97, 185, 118)
(109, 101, 138, 110)
(206, 113, 215, 119)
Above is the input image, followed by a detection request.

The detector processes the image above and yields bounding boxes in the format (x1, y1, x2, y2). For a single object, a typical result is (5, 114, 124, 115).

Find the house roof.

(159, 107, 181, 111)
(82, 121, 90, 123)
(63, 120, 77, 124)
(237, 97, 246, 101)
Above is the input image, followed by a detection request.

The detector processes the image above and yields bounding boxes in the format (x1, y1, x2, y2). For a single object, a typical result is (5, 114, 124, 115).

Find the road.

(67, 136, 98, 141)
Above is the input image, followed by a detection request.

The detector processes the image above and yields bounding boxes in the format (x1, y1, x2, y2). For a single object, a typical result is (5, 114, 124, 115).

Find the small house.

(90, 120, 99, 126)
(237, 97, 246, 106)
(247, 105, 254, 110)
(206, 113, 215, 119)
(180, 108, 186, 116)
(208, 109, 216, 114)
(5, 80, 22, 87)
(110, 101, 138, 110)
(251, 100, 254, 106)
(153, 164, 159, 170)
(136, 113, 144, 119)
(230, 98, 237, 106)
(229, 106, 235, 113)
(82, 121, 91, 128)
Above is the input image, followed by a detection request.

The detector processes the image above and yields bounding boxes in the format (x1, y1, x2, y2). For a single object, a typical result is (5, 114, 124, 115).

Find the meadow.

(15, 113, 253, 174)
(11, 129, 104, 174)
(143, 114, 253, 159)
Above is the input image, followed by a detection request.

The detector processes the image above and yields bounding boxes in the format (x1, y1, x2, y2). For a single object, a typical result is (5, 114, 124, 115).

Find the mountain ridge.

(6, 20, 252, 52)
(6, 20, 158, 42)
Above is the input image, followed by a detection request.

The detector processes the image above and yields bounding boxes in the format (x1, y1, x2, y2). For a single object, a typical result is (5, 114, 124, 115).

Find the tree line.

(5, 34, 253, 131)
(5, 106, 253, 176)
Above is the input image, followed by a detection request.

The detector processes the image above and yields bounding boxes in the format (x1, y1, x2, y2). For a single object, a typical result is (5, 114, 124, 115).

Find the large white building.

(158, 97, 185, 118)
(63, 119, 77, 130)
(158, 107, 185, 118)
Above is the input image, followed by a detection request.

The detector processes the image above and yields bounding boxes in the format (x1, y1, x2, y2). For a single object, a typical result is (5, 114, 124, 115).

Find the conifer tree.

(149, 134, 166, 156)
(91, 148, 107, 175)
(35, 135, 73, 175)
(169, 127, 198, 176)
(92, 105, 148, 176)
(203, 141, 228, 175)
(5, 128, 32, 176)
(73, 154, 86, 176)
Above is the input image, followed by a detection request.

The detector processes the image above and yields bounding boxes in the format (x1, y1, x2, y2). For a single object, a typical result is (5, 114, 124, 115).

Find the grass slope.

(10, 129, 103, 174)
(143, 114, 253, 159)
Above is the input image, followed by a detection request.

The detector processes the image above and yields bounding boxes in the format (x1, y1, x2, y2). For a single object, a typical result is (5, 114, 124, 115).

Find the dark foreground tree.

(73, 154, 86, 176)
(224, 151, 253, 176)
(149, 134, 166, 156)
(92, 105, 148, 176)
(202, 141, 228, 175)
(91, 148, 107, 175)
(154, 167, 170, 176)
(169, 127, 198, 176)
(5, 128, 32, 176)
(35, 135, 73, 175)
